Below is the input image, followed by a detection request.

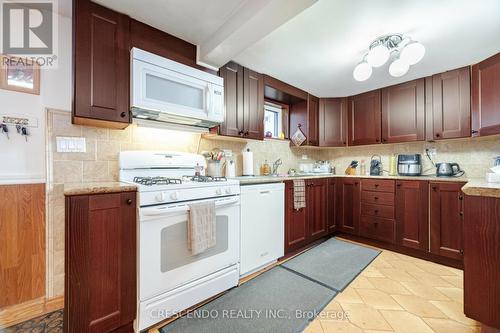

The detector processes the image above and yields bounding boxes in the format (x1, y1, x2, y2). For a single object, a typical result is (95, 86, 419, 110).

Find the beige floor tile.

(378, 268, 418, 282)
(380, 310, 434, 333)
(371, 258, 394, 269)
(377, 251, 400, 261)
(423, 318, 477, 333)
(356, 289, 403, 310)
(319, 320, 364, 333)
(384, 260, 427, 274)
(303, 319, 324, 333)
(366, 277, 412, 295)
(391, 294, 447, 318)
(415, 262, 458, 276)
(340, 303, 392, 331)
(360, 267, 385, 278)
(400, 281, 450, 301)
(364, 331, 395, 333)
(429, 300, 478, 326)
(335, 288, 364, 304)
(441, 275, 463, 288)
(435, 287, 464, 304)
(350, 276, 376, 289)
(406, 270, 455, 287)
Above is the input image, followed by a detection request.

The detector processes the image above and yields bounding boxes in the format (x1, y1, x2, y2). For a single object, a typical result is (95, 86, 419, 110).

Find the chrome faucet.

(272, 158, 282, 176)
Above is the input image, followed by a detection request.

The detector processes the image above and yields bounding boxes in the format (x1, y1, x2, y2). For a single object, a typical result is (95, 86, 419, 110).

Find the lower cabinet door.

(430, 182, 465, 260)
(284, 181, 308, 254)
(307, 179, 328, 241)
(395, 180, 429, 251)
(359, 215, 396, 244)
(327, 178, 337, 233)
(65, 192, 137, 333)
(337, 178, 360, 234)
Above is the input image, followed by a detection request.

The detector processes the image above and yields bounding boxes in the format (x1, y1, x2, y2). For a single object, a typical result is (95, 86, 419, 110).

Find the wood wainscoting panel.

(0, 183, 46, 308)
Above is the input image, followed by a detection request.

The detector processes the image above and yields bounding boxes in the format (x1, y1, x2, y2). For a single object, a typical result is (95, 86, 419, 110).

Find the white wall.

(0, 6, 72, 184)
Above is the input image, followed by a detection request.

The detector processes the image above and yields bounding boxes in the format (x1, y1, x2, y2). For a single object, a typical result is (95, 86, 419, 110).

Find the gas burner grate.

(184, 175, 227, 183)
(133, 176, 182, 186)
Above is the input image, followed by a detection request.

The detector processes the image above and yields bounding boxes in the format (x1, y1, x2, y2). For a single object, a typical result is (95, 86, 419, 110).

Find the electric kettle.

(436, 163, 464, 177)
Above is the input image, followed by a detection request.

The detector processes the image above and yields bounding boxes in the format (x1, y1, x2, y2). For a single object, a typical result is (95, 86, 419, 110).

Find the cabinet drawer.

(361, 203, 394, 219)
(361, 179, 395, 193)
(360, 215, 396, 244)
(361, 191, 394, 205)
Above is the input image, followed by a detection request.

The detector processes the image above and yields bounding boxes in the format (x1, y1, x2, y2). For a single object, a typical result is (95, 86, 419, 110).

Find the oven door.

(139, 196, 240, 301)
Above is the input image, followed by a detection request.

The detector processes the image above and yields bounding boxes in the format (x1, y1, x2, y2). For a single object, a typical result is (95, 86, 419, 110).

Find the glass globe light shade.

(367, 44, 390, 67)
(389, 58, 410, 77)
(400, 41, 425, 65)
(353, 62, 372, 81)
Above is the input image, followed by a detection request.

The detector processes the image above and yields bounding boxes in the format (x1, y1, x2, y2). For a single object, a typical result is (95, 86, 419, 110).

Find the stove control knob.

(170, 191, 179, 200)
(216, 188, 223, 195)
(156, 192, 166, 202)
(225, 188, 232, 195)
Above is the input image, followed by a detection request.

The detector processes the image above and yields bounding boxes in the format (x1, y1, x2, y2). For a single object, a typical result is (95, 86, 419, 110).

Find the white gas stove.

(119, 151, 241, 331)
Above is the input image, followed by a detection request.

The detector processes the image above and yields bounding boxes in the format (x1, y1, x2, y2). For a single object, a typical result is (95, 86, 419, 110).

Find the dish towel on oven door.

(187, 201, 217, 255)
(293, 180, 306, 210)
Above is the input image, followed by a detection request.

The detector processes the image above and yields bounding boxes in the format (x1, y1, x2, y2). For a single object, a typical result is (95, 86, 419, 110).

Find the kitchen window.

(264, 103, 283, 138)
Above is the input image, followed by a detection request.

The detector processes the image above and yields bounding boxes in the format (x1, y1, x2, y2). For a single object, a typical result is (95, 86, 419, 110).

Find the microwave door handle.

(206, 85, 212, 113)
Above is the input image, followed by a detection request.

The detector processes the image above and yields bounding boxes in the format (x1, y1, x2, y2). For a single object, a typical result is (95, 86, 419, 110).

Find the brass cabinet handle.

(126, 199, 133, 205)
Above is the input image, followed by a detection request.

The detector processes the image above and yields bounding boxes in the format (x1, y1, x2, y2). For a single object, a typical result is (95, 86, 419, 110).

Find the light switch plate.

(56, 137, 86, 153)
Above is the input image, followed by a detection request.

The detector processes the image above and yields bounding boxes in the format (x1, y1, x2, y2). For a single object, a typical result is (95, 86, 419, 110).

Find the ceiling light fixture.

(353, 34, 425, 81)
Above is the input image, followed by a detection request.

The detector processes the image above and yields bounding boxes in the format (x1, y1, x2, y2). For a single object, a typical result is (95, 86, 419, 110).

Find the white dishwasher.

(240, 182, 285, 276)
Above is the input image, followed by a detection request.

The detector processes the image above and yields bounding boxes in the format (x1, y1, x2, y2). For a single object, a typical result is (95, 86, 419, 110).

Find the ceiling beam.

(197, 0, 317, 70)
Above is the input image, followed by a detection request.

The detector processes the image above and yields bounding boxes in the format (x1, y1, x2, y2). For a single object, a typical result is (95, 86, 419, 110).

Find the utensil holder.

(207, 160, 222, 177)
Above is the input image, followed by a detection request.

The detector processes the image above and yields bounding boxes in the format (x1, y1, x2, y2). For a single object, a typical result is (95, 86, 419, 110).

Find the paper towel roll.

(242, 149, 254, 176)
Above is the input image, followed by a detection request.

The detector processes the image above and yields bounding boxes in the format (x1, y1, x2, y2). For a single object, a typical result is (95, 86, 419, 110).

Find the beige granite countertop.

(234, 174, 469, 185)
(64, 182, 138, 196)
(461, 178, 500, 198)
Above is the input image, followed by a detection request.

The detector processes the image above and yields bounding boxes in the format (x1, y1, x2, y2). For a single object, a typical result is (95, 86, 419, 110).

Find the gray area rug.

(160, 266, 337, 333)
(282, 238, 380, 291)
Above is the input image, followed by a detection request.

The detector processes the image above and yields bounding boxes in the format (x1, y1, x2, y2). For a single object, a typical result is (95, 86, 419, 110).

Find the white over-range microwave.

(131, 48, 224, 128)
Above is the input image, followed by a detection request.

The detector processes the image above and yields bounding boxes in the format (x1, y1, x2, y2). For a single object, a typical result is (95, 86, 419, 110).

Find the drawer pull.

(374, 184, 379, 187)
(374, 197, 379, 200)
(126, 199, 133, 205)
(374, 210, 379, 214)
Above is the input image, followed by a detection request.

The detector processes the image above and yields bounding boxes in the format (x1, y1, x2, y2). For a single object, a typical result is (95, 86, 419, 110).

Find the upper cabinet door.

(319, 98, 348, 147)
(381, 79, 425, 143)
(307, 95, 319, 146)
(73, 0, 130, 128)
(348, 90, 382, 146)
(471, 52, 500, 137)
(243, 68, 264, 140)
(219, 62, 244, 137)
(431, 67, 471, 140)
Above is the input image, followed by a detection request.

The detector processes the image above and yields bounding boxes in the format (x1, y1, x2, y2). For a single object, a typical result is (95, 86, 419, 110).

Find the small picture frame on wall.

(0, 54, 40, 95)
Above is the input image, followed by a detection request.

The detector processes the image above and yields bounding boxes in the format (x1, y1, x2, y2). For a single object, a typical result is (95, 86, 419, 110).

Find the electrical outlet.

(56, 137, 86, 153)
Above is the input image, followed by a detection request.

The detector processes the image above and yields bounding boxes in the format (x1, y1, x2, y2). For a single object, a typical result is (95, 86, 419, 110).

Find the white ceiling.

(94, 0, 500, 97)
(234, 0, 500, 96)
(93, 0, 248, 45)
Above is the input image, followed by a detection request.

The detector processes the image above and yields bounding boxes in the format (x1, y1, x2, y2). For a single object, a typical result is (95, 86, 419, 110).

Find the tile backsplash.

(46, 109, 500, 296)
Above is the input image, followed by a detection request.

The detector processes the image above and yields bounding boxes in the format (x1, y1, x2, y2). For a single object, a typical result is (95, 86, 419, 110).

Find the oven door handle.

(141, 197, 239, 217)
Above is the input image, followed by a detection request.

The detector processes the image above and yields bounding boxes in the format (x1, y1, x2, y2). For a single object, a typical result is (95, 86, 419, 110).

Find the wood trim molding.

(0, 296, 64, 329)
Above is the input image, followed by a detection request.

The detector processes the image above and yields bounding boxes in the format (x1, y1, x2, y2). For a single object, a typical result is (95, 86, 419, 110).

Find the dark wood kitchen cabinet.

(306, 179, 328, 241)
(219, 62, 244, 137)
(471, 52, 500, 137)
(429, 182, 465, 260)
(463, 195, 500, 329)
(73, 0, 131, 129)
(307, 95, 319, 146)
(284, 181, 308, 253)
(319, 98, 348, 147)
(381, 79, 425, 143)
(219, 62, 264, 139)
(348, 90, 382, 146)
(429, 67, 471, 140)
(65, 191, 137, 333)
(337, 178, 360, 234)
(395, 180, 429, 251)
(327, 178, 337, 233)
(284, 179, 328, 253)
